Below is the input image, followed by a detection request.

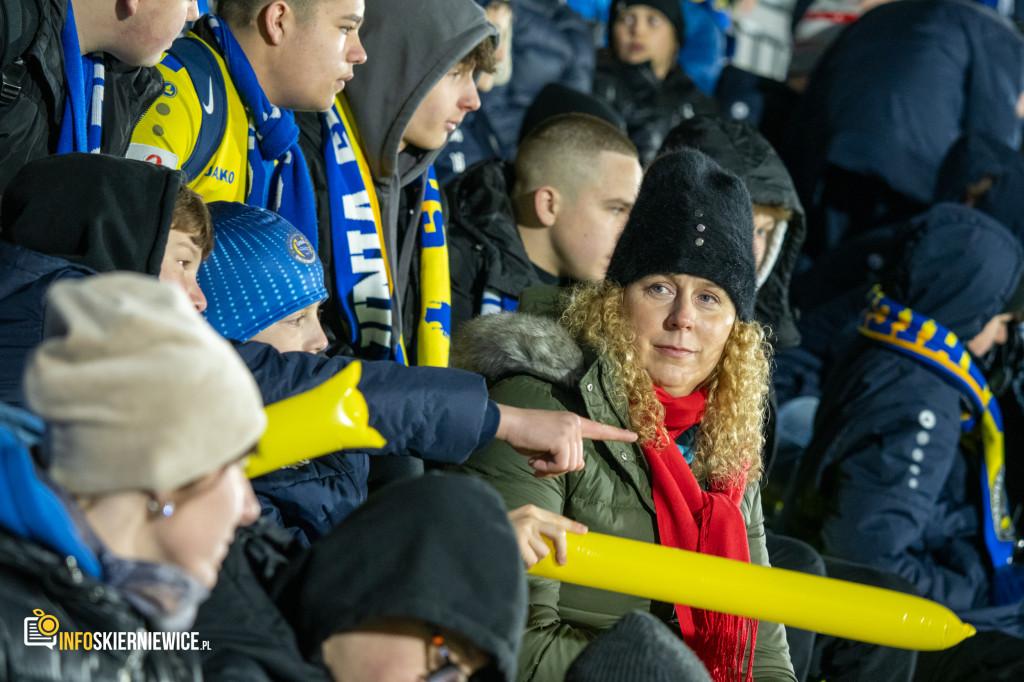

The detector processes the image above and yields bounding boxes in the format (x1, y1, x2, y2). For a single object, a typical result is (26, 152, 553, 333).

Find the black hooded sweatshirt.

(0, 153, 183, 407)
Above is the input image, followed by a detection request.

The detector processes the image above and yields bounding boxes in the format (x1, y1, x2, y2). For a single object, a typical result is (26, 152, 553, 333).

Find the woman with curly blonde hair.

(453, 148, 794, 682)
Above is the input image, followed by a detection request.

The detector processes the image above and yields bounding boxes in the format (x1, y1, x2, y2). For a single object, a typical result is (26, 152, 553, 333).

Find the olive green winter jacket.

(452, 302, 795, 682)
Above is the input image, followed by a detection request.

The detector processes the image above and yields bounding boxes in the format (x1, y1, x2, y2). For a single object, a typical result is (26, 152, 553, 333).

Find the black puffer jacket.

(661, 116, 806, 349)
(593, 54, 718, 165)
(445, 159, 548, 330)
(0, 0, 164, 200)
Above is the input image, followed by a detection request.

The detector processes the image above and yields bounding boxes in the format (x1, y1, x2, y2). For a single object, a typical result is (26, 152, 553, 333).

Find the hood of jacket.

(452, 308, 587, 389)
(0, 154, 183, 276)
(883, 202, 1023, 340)
(343, 0, 497, 184)
(661, 115, 806, 348)
(935, 132, 1024, 244)
(274, 472, 527, 682)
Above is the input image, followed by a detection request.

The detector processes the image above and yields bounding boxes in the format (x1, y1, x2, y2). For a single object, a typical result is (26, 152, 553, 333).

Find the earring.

(146, 498, 175, 518)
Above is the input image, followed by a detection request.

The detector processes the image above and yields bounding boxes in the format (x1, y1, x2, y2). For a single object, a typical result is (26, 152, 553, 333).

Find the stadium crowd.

(1, 0, 1023, 680)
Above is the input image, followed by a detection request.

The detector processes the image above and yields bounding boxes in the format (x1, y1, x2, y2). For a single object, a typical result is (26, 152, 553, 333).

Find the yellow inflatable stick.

(247, 362, 386, 478)
(529, 532, 975, 651)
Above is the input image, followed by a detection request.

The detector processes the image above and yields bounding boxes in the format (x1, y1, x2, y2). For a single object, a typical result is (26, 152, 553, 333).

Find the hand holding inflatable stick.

(247, 362, 385, 478)
(529, 532, 976, 651)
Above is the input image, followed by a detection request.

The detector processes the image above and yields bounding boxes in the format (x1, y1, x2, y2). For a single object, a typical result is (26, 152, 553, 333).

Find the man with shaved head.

(446, 112, 642, 328)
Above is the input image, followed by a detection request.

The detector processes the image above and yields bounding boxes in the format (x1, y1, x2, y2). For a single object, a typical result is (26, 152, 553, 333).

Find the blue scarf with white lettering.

(320, 97, 451, 365)
(208, 17, 318, 247)
(57, 2, 104, 154)
(859, 286, 1022, 603)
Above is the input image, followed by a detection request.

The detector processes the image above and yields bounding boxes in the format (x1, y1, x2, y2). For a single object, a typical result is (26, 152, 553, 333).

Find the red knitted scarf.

(640, 386, 756, 682)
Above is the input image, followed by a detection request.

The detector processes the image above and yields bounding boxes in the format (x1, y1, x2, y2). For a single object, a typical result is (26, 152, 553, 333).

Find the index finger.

(578, 417, 638, 443)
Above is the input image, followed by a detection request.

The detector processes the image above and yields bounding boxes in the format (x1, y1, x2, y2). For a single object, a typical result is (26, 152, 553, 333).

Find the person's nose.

(462, 81, 481, 112)
(187, 0, 201, 23)
(347, 31, 367, 65)
(666, 297, 695, 330)
(994, 320, 1011, 347)
(189, 279, 208, 313)
(306, 325, 329, 354)
(238, 480, 261, 527)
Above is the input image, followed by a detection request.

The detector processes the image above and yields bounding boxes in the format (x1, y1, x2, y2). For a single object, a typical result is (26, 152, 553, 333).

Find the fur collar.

(451, 313, 587, 389)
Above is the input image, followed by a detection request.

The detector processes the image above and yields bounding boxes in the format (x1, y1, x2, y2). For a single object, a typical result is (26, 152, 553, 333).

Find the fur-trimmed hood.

(451, 312, 587, 389)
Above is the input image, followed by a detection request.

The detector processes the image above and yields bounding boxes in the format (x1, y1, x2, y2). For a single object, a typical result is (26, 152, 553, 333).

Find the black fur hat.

(606, 148, 756, 321)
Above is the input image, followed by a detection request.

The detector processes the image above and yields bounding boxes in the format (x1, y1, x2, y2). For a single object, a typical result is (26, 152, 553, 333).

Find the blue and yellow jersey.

(127, 33, 250, 203)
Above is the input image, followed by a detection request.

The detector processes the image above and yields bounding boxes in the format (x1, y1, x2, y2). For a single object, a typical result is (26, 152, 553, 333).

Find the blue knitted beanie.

(199, 202, 327, 342)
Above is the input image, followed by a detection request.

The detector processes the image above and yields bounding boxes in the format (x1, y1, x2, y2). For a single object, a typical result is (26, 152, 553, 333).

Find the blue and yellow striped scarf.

(321, 96, 451, 366)
(859, 287, 1019, 580)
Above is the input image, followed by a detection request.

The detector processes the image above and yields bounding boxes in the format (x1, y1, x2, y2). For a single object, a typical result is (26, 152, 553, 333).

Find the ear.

(534, 186, 561, 228)
(121, 0, 142, 18)
(261, 0, 292, 46)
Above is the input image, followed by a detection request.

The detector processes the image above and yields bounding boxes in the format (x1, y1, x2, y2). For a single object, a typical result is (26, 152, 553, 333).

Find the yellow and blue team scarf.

(321, 97, 451, 366)
(57, 2, 103, 154)
(859, 286, 1020, 591)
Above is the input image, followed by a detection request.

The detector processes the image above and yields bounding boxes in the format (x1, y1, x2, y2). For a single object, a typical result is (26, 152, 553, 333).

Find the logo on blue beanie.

(288, 231, 316, 265)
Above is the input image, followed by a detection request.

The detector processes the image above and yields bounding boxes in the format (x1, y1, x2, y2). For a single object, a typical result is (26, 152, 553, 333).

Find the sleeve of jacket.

(742, 485, 797, 682)
(819, 383, 989, 611)
(235, 341, 497, 462)
(456, 375, 598, 682)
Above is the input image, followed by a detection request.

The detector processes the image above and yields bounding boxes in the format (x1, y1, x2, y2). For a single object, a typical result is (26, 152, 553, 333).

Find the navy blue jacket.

(236, 342, 500, 545)
(786, 205, 1024, 635)
(787, 0, 1024, 209)
(0, 243, 89, 408)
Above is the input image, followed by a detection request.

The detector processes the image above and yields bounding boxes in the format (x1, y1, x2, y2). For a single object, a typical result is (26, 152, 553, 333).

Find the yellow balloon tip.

(962, 624, 976, 640)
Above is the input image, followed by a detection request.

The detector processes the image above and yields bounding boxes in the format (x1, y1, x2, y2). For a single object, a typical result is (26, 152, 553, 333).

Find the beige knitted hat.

(24, 273, 267, 495)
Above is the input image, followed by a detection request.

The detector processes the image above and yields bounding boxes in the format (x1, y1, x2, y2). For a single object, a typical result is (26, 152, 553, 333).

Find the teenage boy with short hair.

(446, 113, 642, 329)
(0, 0, 200, 198)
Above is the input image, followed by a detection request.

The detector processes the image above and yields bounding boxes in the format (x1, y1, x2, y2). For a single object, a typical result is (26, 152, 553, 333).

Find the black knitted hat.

(606, 148, 756, 321)
(609, 0, 687, 46)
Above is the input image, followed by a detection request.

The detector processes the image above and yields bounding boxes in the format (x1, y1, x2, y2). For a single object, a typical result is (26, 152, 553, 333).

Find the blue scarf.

(208, 17, 318, 247)
(57, 1, 104, 154)
(320, 97, 452, 365)
(859, 287, 1021, 603)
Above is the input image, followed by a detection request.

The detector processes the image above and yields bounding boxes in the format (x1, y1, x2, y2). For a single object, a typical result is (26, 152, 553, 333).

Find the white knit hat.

(24, 273, 267, 495)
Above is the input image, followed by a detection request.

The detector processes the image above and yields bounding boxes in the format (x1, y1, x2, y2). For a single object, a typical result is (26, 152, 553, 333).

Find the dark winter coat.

(661, 116, 806, 349)
(786, 0, 1024, 214)
(479, 0, 596, 158)
(0, 417, 200, 682)
(0, 154, 182, 408)
(785, 205, 1024, 636)
(445, 159, 549, 330)
(234, 340, 501, 545)
(0, 0, 164, 200)
(450, 301, 795, 682)
(593, 54, 719, 165)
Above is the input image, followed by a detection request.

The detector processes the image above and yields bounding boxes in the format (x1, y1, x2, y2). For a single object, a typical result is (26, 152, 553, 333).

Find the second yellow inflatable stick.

(529, 532, 975, 651)
(247, 361, 386, 478)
